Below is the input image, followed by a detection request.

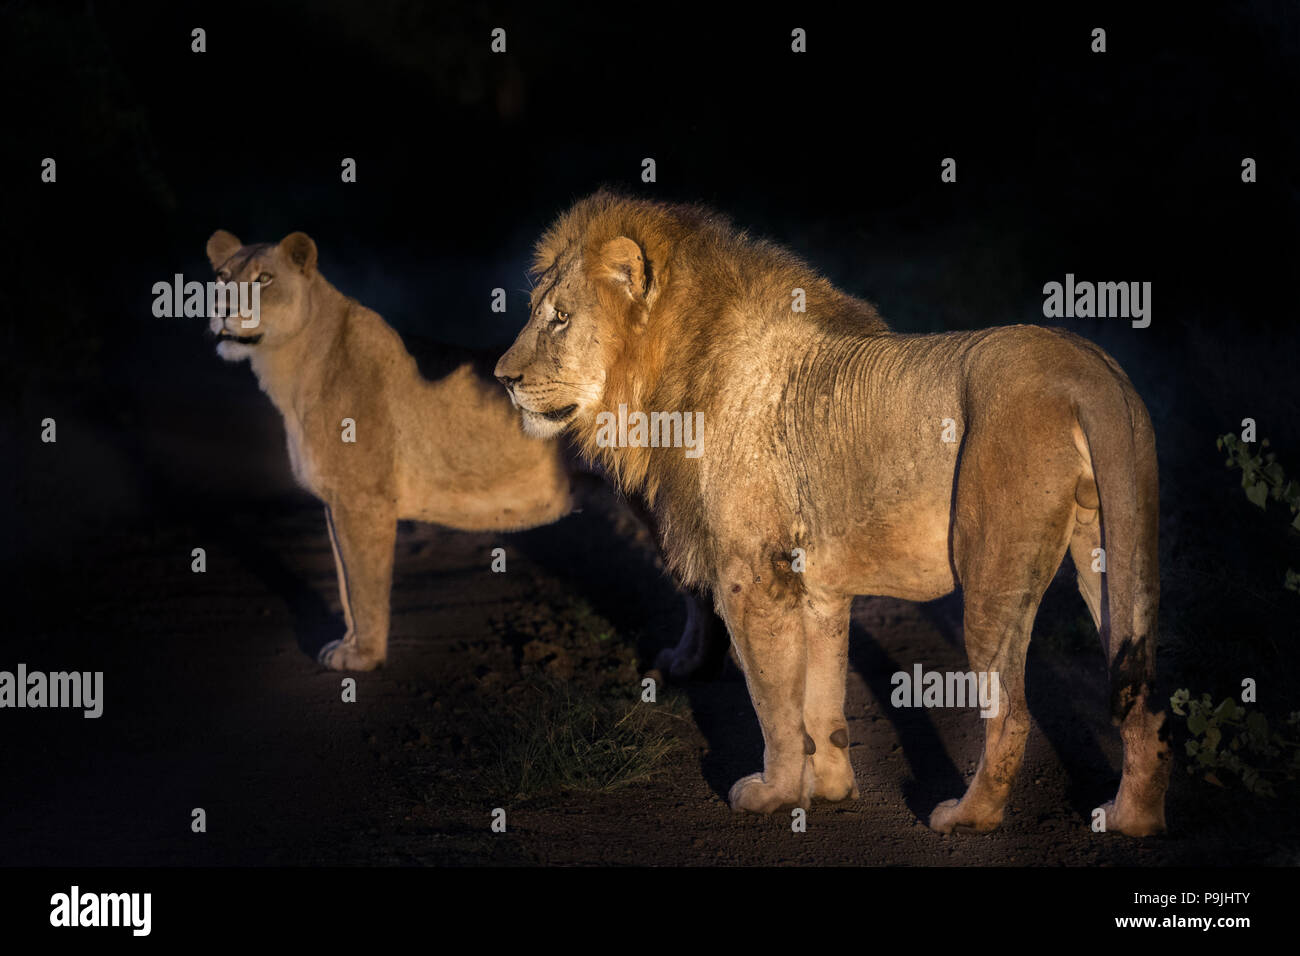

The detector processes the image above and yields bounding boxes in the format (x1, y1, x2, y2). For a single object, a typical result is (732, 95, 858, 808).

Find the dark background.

(1, 0, 1297, 866)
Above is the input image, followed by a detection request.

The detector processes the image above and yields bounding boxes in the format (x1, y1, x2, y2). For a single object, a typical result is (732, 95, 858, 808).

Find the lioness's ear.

(598, 236, 648, 300)
(207, 230, 242, 270)
(280, 232, 318, 276)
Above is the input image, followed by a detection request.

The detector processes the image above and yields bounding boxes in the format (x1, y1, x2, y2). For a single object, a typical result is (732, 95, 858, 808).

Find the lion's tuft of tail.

(1076, 380, 1160, 725)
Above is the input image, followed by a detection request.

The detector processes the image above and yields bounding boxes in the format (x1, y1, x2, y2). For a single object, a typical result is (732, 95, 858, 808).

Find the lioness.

(496, 192, 1170, 836)
(205, 230, 583, 671)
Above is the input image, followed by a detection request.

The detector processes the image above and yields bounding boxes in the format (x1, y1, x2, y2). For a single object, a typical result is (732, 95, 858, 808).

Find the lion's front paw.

(811, 748, 859, 802)
(654, 645, 707, 682)
(1099, 799, 1166, 837)
(928, 797, 1003, 834)
(654, 624, 727, 683)
(728, 772, 807, 813)
(317, 638, 383, 672)
(653, 646, 681, 677)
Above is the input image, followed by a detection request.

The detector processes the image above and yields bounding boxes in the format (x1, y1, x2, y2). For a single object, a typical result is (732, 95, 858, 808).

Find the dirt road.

(5, 479, 1293, 867)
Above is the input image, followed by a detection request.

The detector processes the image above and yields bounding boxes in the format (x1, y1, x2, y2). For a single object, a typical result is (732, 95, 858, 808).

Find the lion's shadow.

(847, 610, 967, 820)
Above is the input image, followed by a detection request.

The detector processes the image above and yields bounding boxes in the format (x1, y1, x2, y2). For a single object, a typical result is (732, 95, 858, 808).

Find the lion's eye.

(256, 272, 273, 285)
(555, 310, 570, 321)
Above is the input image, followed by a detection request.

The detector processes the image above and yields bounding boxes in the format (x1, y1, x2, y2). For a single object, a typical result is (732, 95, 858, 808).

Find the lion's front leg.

(802, 594, 859, 802)
(317, 499, 397, 672)
(718, 564, 814, 813)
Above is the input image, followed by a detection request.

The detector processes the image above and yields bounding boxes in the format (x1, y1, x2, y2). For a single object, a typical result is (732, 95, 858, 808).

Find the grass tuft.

(473, 675, 689, 800)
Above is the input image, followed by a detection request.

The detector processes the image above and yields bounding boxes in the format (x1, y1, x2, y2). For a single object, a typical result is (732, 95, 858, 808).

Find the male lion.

(204, 230, 582, 671)
(496, 192, 1171, 836)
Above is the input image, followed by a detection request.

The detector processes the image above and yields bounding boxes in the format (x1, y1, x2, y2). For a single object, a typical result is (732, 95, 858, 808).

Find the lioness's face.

(496, 237, 650, 438)
(204, 230, 318, 362)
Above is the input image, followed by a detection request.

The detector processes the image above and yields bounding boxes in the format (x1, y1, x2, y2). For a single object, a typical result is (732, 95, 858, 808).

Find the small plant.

(475, 675, 688, 800)
(1170, 689, 1300, 797)
(1217, 433, 1300, 591)
(494, 594, 636, 687)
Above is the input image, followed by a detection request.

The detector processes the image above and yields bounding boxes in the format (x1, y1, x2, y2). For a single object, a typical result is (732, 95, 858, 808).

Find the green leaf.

(1205, 726, 1222, 752)
(1214, 698, 1241, 721)
(1188, 711, 1207, 735)
(1246, 480, 1269, 508)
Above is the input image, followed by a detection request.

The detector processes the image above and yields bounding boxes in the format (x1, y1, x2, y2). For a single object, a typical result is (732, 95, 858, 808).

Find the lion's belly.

(808, 497, 957, 602)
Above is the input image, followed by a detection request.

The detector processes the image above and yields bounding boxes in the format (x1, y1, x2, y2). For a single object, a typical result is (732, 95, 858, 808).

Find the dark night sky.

(1, 0, 1296, 584)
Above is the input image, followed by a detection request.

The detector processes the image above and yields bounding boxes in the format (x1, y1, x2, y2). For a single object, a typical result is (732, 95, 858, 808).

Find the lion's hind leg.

(929, 425, 1078, 834)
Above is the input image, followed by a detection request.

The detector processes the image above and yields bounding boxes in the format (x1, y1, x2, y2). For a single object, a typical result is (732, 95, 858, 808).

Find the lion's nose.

(495, 349, 525, 386)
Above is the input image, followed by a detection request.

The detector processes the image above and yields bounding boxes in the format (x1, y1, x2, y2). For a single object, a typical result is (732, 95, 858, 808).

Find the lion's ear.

(280, 232, 318, 276)
(598, 236, 649, 300)
(206, 230, 242, 270)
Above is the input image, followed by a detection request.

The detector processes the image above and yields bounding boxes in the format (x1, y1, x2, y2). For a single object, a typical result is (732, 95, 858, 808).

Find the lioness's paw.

(1099, 799, 1166, 837)
(928, 798, 1003, 834)
(728, 772, 807, 814)
(317, 639, 383, 672)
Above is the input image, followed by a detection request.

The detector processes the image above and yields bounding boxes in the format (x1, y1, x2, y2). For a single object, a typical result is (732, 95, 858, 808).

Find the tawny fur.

(496, 192, 1171, 836)
(206, 230, 578, 671)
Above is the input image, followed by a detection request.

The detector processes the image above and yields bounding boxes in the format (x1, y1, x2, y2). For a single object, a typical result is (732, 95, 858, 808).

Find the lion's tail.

(1075, 374, 1160, 725)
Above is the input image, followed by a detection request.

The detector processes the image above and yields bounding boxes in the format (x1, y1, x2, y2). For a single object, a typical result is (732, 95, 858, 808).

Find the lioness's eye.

(555, 310, 570, 321)
(256, 272, 273, 285)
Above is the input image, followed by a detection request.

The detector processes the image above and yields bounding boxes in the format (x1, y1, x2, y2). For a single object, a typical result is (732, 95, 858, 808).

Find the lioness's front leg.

(318, 498, 397, 671)
(718, 562, 814, 813)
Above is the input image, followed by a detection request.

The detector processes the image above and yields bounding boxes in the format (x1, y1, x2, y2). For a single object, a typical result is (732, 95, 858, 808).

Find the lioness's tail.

(1075, 370, 1160, 725)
